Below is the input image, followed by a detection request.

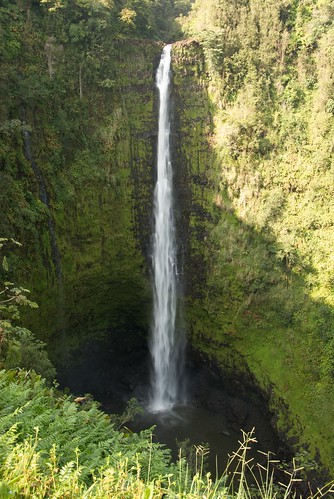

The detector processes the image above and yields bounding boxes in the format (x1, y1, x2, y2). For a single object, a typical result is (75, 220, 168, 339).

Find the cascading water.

(150, 45, 184, 412)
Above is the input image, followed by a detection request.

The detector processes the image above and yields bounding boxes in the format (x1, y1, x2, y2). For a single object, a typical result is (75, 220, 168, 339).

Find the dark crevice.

(21, 109, 62, 280)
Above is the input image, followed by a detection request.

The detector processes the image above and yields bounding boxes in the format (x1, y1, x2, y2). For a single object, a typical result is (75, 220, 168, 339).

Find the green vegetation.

(1, 0, 334, 494)
(1, 241, 332, 497)
(0, 238, 56, 382)
(0, 368, 333, 497)
(176, 0, 334, 476)
(0, 0, 164, 357)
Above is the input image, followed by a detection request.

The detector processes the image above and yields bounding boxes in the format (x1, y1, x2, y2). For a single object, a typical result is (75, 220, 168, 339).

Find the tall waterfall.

(150, 45, 184, 412)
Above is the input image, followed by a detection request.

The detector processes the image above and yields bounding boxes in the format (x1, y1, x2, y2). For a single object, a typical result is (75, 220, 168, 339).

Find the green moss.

(172, 38, 334, 476)
(2, 40, 162, 371)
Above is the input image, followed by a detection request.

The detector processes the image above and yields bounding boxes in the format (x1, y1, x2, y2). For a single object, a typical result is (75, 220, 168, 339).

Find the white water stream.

(150, 45, 183, 412)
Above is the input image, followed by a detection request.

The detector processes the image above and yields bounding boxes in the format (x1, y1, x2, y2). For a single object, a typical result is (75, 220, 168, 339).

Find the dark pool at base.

(57, 336, 285, 478)
(129, 403, 264, 477)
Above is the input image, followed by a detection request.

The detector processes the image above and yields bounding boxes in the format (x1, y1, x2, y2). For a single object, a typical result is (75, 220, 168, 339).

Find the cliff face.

(1, 37, 163, 369)
(172, 39, 334, 474)
(171, 41, 214, 299)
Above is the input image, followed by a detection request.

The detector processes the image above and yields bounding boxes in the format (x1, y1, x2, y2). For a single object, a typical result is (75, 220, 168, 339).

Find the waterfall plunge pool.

(57, 336, 287, 478)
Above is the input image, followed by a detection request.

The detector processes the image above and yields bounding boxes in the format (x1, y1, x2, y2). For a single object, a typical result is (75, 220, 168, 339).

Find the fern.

(0, 370, 332, 497)
(0, 369, 173, 487)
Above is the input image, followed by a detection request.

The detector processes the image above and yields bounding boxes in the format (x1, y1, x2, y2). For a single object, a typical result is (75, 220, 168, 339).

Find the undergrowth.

(0, 369, 333, 498)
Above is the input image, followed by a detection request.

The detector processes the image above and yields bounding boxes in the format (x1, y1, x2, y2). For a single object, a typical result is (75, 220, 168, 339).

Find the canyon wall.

(1, 20, 333, 475)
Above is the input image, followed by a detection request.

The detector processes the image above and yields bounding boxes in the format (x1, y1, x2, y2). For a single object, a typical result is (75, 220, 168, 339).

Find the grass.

(1, 427, 333, 498)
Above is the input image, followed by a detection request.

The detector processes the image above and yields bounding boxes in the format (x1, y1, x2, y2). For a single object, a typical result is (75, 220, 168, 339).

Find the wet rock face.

(170, 41, 214, 299)
(57, 325, 151, 414)
(22, 41, 163, 360)
(186, 349, 272, 435)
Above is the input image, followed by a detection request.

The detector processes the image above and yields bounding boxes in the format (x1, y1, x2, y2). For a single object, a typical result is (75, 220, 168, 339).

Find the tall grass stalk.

(1, 427, 333, 497)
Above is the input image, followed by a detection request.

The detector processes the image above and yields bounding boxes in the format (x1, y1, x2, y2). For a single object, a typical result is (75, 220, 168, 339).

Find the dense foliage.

(0, 0, 193, 245)
(0, 238, 56, 381)
(0, 369, 173, 497)
(0, 368, 333, 497)
(0, 0, 188, 222)
(179, 0, 334, 474)
(1, 0, 334, 495)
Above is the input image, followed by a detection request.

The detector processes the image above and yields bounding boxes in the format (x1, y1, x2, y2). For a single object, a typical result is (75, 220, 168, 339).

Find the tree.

(0, 238, 56, 381)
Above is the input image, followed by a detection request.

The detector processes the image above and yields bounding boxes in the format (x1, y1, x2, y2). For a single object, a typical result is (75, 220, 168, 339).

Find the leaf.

(2, 257, 8, 272)
(27, 301, 39, 309)
(143, 484, 154, 499)
(10, 239, 21, 247)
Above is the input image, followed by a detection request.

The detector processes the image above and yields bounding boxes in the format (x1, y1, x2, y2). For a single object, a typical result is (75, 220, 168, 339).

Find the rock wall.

(171, 41, 214, 298)
(171, 41, 334, 476)
(2, 41, 163, 373)
(2, 31, 333, 476)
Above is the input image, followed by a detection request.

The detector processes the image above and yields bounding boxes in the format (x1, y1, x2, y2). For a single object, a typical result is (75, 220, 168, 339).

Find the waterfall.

(150, 45, 184, 412)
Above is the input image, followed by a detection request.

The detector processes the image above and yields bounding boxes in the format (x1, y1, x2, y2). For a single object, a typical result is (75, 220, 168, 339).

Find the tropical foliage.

(0, 238, 56, 381)
(0, 368, 333, 497)
(179, 0, 334, 475)
(1, 0, 334, 495)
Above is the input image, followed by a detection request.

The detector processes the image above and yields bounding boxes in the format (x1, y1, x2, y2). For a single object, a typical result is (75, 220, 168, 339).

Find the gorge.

(0, 0, 334, 496)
